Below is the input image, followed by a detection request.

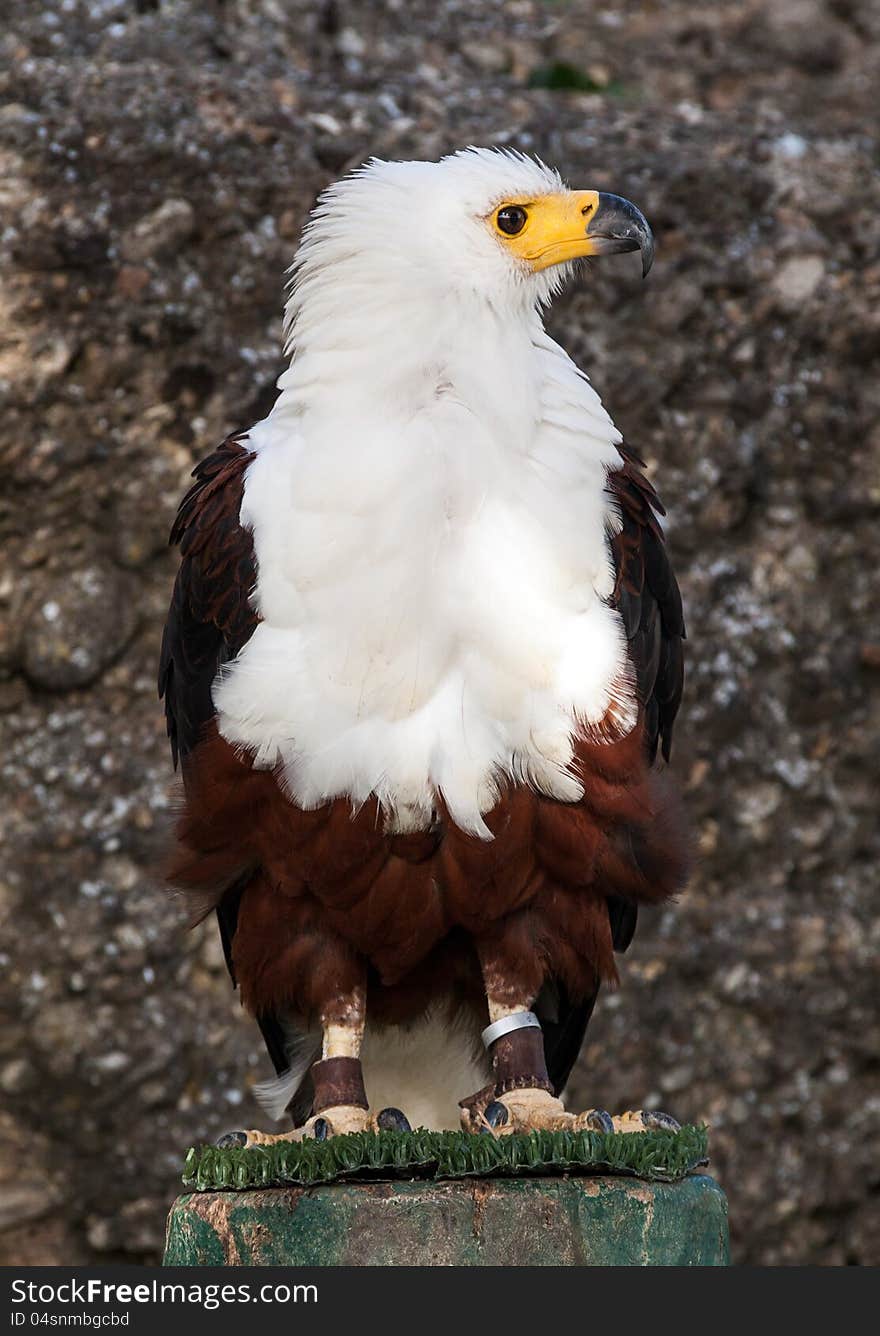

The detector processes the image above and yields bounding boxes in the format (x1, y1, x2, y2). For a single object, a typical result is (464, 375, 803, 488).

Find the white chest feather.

(213, 321, 633, 837)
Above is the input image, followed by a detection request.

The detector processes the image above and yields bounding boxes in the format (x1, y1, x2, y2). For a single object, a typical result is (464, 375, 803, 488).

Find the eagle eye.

(496, 205, 528, 236)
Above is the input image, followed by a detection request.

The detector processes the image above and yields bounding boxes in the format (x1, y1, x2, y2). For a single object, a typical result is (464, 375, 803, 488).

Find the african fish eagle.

(159, 148, 688, 1143)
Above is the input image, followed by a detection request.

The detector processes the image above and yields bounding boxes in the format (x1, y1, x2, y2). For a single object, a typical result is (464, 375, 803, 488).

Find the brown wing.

(541, 448, 686, 1095)
(607, 444, 685, 764)
(158, 434, 259, 770)
(159, 434, 297, 1077)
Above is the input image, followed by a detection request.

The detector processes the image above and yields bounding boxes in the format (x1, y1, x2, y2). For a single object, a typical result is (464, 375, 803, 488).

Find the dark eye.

(496, 205, 527, 236)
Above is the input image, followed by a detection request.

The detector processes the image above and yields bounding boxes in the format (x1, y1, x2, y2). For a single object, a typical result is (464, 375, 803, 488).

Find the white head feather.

(285, 148, 568, 344)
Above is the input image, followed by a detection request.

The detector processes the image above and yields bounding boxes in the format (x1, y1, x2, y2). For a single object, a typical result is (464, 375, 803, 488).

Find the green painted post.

(163, 1174, 729, 1266)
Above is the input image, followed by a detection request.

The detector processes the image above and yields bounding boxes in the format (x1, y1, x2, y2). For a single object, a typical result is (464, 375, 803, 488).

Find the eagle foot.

(470, 1086, 573, 1134)
(215, 1103, 371, 1148)
(608, 1109, 681, 1134)
(215, 1103, 413, 1149)
(461, 1086, 647, 1138)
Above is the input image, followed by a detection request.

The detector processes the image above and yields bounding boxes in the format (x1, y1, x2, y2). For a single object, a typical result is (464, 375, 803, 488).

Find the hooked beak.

(585, 192, 655, 278)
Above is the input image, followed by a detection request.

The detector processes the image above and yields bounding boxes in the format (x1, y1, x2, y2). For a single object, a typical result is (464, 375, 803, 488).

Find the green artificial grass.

(183, 1124, 709, 1192)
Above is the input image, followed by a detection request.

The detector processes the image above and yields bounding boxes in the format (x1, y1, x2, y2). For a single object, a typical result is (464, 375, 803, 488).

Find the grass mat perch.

(184, 1125, 709, 1191)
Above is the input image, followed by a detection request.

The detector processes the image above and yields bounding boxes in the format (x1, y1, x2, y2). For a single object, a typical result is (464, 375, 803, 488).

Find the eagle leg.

(217, 988, 410, 1146)
(466, 940, 679, 1137)
(462, 1011, 633, 1136)
(460, 967, 579, 1132)
(463, 942, 614, 1135)
(461, 1016, 589, 1134)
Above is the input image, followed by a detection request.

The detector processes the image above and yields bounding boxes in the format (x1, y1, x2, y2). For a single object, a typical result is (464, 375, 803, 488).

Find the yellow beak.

(500, 190, 655, 277)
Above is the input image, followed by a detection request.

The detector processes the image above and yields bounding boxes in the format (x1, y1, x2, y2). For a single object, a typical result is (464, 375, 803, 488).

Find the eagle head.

(284, 147, 653, 347)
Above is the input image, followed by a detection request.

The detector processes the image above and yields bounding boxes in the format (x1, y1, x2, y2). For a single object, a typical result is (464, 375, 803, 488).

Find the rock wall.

(1, 0, 877, 1265)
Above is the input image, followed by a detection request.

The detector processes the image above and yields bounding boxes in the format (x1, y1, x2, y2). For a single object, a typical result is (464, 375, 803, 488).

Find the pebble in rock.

(121, 199, 196, 263)
(22, 567, 138, 691)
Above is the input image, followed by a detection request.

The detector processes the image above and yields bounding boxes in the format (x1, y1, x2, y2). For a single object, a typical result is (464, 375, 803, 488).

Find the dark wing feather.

(159, 435, 297, 1080)
(608, 444, 686, 763)
(536, 979, 600, 1097)
(543, 445, 685, 1096)
(159, 434, 260, 768)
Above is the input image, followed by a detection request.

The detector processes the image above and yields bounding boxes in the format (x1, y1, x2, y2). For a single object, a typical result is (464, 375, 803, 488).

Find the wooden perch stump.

(164, 1174, 729, 1266)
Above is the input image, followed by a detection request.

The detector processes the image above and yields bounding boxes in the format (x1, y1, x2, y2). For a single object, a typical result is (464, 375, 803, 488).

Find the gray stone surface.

(1, 0, 878, 1266)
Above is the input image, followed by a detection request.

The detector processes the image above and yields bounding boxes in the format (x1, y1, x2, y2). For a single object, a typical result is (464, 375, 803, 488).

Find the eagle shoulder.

(607, 444, 685, 765)
(158, 433, 258, 769)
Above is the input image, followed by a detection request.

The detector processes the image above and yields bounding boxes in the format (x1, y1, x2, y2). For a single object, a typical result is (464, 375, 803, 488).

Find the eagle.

(159, 148, 688, 1146)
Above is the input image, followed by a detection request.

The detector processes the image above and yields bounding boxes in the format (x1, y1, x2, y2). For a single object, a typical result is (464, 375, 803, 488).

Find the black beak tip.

(641, 235, 655, 279)
(591, 192, 654, 279)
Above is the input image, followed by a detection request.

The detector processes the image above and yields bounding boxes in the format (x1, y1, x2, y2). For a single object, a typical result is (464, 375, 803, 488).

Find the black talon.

(583, 1108, 614, 1134)
(215, 1130, 248, 1149)
(376, 1107, 411, 1133)
(642, 1110, 681, 1133)
(312, 1117, 330, 1140)
(480, 1100, 509, 1133)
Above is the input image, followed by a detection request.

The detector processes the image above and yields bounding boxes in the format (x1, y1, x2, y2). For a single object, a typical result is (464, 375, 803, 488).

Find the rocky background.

(1, 0, 878, 1266)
